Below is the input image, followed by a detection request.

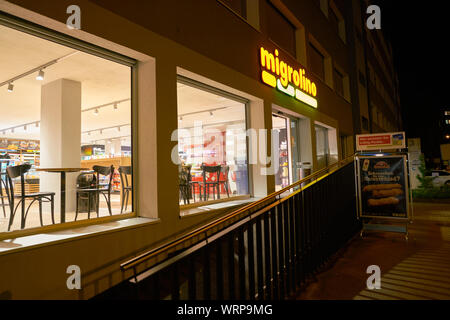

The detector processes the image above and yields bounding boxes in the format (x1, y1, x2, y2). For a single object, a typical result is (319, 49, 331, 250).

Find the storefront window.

(0, 24, 133, 233)
(177, 79, 249, 206)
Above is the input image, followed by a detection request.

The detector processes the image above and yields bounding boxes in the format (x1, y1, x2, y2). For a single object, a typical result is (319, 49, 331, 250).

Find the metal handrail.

(120, 154, 356, 272)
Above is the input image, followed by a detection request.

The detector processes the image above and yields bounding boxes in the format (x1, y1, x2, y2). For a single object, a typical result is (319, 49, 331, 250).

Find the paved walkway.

(295, 202, 450, 300)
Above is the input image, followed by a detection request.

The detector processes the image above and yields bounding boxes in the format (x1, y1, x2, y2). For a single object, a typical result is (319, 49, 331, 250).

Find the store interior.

(0, 25, 132, 232)
(177, 82, 249, 205)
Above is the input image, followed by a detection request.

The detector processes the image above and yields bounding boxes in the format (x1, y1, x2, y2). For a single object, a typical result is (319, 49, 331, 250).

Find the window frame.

(176, 75, 253, 208)
(0, 12, 138, 238)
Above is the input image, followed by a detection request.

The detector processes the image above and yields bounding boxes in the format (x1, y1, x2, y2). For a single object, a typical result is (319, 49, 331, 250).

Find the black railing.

(96, 157, 360, 300)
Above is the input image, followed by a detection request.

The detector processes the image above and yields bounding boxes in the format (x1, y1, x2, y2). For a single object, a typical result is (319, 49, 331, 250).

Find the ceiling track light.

(35, 122, 39, 128)
(94, 108, 99, 115)
(11, 128, 14, 133)
(114, 103, 118, 111)
(24, 125, 27, 130)
(117, 126, 121, 132)
(36, 70, 45, 81)
(100, 129, 103, 135)
(210, 111, 214, 117)
(7, 83, 13, 92)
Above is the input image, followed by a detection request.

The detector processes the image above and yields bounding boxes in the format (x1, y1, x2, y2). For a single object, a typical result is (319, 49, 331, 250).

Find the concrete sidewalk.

(295, 202, 450, 300)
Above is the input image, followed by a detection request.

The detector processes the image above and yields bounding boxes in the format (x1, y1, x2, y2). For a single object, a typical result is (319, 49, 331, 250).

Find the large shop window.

(177, 78, 249, 206)
(0, 23, 134, 233)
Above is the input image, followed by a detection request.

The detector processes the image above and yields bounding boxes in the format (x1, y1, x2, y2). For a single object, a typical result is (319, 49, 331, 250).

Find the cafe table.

(36, 168, 89, 223)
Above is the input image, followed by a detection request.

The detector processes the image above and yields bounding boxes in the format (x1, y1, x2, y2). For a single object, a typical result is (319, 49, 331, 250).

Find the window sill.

(0, 216, 159, 256)
(180, 196, 260, 219)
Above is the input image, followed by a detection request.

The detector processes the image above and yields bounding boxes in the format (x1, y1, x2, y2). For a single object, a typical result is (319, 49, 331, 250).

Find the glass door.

(272, 113, 301, 191)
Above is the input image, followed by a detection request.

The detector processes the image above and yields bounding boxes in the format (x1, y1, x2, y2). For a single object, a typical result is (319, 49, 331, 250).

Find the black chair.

(75, 171, 97, 217)
(199, 164, 221, 201)
(179, 164, 192, 205)
(75, 165, 114, 220)
(219, 165, 231, 198)
(5, 163, 55, 231)
(0, 154, 12, 218)
(119, 166, 132, 213)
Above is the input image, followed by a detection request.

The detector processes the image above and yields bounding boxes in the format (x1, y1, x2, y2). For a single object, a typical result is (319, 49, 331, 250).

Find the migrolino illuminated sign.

(260, 47, 318, 108)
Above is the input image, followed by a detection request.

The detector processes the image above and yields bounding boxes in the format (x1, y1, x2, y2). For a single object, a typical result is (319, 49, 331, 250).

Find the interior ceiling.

(0, 25, 131, 145)
(0, 25, 247, 147)
(177, 83, 246, 130)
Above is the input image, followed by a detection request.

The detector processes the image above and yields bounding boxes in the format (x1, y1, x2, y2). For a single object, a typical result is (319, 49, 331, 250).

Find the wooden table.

(36, 168, 89, 223)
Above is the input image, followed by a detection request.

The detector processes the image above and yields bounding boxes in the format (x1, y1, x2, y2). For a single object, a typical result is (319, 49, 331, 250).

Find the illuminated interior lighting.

(375, 154, 384, 157)
(295, 89, 318, 109)
(36, 70, 45, 81)
(94, 108, 99, 115)
(7, 83, 13, 92)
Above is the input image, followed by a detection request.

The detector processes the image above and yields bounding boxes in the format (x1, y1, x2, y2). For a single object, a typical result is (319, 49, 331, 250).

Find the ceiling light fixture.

(94, 108, 99, 115)
(11, 128, 14, 133)
(117, 126, 121, 132)
(35, 122, 39, 128)
(100, 129, 103, 135)
(7, 83, 13, 92)
(114, 103, 118, 111)
(210, 111, 213, 117)
(24, 125, 27, 130)
(36, 70, 45, 81)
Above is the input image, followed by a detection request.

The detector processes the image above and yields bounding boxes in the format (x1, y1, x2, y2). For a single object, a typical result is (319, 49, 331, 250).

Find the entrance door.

(272, 113, 301, 191)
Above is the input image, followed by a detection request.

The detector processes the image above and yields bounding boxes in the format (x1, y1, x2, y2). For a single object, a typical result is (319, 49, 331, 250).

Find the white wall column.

(40, 79, 81, 219)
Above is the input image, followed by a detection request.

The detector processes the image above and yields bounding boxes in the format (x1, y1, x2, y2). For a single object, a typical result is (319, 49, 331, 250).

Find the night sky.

(374, 1, 450, 162)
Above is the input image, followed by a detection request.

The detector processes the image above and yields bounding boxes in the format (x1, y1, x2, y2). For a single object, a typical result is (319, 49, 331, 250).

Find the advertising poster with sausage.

(358, 155, 409, 219)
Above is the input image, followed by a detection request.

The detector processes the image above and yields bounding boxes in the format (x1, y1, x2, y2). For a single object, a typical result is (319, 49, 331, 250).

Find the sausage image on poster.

(359, 156, 408, 218)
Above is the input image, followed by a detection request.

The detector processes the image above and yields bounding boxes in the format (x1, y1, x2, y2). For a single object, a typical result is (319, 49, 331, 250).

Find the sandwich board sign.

(356, 155, 410, 220)
(355, 132, 412, 240)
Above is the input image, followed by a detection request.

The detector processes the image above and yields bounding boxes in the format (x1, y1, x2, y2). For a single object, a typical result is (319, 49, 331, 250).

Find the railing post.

(247, 220, 256, 300)
(216, 240, 224, 300)
(264, 212, 272, 299)
(256, 215, 264, 300)
(271, 209, 279, 300)
(278, 202, 285, 299)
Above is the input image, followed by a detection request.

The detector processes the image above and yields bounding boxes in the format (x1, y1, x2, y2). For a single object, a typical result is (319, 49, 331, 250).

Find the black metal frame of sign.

(355, 152, 413, 240)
